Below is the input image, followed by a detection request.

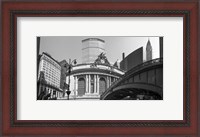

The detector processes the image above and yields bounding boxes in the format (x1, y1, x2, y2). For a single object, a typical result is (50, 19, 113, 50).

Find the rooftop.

(42, 52, 61, 66)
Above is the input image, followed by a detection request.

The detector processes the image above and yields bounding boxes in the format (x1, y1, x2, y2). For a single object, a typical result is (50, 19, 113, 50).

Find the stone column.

(107, 76, 109, 88)
(74, 76, 76, 93)
(88, 74, 91, 94)
(94, 75, 97, 93)
(97, 75, 99, 94)
(109, 77, 111, 86)
(51, 89, 53, 98)
(86, 75, 88, 93)
(76, 77, 78, 95)
(74, 76, 77, 97)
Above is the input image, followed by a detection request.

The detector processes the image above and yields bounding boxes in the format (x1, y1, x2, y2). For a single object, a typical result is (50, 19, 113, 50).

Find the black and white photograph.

(37, 36, 163, 100)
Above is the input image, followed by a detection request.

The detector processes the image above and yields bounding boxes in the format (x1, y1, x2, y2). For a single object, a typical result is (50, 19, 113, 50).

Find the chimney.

(122, 52, 125, 60)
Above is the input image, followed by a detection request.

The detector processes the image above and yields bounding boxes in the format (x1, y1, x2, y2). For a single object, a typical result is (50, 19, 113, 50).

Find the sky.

(39, 36, 160, 64)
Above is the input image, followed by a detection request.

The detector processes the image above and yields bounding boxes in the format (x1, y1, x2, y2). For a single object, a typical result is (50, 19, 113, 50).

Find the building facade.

(37, 52, 62, 99)
(65, 38, 124, 99)
(120, 47, 143, 71)
(66, 63, 124, 99)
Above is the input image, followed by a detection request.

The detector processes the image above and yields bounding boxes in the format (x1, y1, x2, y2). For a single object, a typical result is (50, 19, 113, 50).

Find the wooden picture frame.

(1, 1, 199, 136)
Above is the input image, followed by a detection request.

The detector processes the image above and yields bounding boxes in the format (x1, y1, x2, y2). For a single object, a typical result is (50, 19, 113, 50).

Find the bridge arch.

(100, 58, 163, 100)
(104, 84, 162, 100)
(113, 83, 162, 96)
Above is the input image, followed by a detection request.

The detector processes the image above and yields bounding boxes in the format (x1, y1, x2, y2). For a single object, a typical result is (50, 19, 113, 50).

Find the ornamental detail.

(94, 52, 110, 66)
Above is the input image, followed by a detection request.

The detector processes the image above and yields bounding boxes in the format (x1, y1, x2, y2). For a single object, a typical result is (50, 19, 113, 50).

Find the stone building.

(65, 38, 124, 99)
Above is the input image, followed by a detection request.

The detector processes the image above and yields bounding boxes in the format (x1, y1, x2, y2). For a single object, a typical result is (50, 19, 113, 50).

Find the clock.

(101, 59, 105, 64)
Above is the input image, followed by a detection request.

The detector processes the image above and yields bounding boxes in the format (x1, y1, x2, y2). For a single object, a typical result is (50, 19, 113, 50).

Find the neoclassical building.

(65, 38, 124, 99)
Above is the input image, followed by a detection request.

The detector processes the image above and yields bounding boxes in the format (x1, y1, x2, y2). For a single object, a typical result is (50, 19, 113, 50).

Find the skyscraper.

(38, 52, 61, 88)
(120, 47, 143, 71)
(146, 39, 152, 61)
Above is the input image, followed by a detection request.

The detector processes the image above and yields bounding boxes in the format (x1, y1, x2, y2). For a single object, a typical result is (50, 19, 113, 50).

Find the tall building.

(120, 47, 143, 71)
(37, 52, 63, 99)
(38, 52, 61, 88)
(146, 39, 152, 61)
(82, 38, 105, 63)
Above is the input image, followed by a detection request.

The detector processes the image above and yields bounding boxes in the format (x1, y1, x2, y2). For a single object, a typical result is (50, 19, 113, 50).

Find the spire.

(146, 39, 152, 61)
(147, 38, 151, 47)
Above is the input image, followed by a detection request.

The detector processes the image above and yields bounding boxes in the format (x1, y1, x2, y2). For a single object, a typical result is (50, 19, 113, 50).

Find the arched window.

(78, 78, 85, 96)
(111, 77, 114, 84)
(99, 77, 106, 95)
(53, 90, 56, 98)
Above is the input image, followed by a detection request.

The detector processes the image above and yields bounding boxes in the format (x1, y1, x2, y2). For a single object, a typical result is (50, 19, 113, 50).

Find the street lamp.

(65, 59, 77, 100)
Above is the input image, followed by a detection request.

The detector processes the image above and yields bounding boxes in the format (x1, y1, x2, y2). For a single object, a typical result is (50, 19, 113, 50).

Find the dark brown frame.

(1, 1, 199, 136)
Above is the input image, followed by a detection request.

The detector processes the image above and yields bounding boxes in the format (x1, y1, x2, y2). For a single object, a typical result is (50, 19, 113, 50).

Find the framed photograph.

(1, 1, 199, 136)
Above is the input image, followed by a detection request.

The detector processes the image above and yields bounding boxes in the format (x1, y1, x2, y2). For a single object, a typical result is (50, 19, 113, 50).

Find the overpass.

(100, 58, 163, 100)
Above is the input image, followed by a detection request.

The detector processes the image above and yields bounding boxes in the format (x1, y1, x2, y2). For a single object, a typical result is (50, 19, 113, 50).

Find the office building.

(120, 47, 143, 71)
(37, 52, 62, 99)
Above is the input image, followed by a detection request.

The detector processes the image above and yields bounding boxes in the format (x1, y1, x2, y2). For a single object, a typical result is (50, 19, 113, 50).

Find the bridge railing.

(125, 58, 163, 78)
(101, 58, 163, 98)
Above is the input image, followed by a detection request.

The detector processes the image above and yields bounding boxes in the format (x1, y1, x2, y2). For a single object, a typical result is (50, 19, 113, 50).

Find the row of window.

(43, 63, 60, 71)
(43, 70, 60, 76)
(45, 77, 60, 84)
(46, 81, 60, 88)
(45, 74, 60, 79)
(45, 76, 60, 84)
(43, 62, 61, 74)
(44, 87, 62, 98)
(42, 55, 61, 69)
